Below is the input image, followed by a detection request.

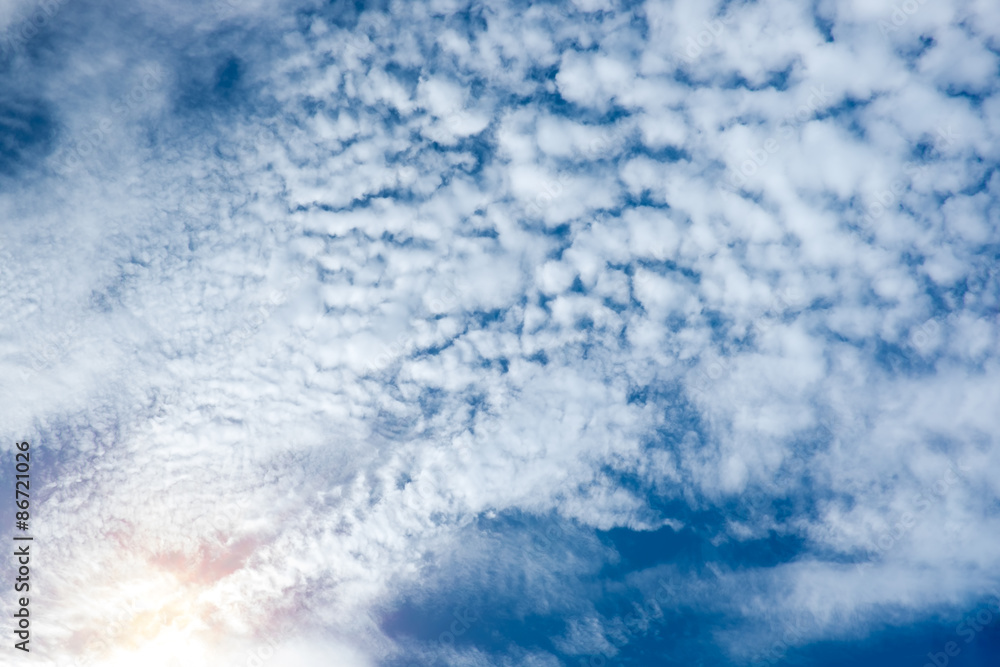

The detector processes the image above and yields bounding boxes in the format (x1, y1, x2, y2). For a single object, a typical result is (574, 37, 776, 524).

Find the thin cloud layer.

(0, 0, 998, 665)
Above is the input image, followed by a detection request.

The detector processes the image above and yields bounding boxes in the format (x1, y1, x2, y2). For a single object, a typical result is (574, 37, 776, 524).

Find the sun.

(81, 571, 222, 667)
(100, 629, 212, 667)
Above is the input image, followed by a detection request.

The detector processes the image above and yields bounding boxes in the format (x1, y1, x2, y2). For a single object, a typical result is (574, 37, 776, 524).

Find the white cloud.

(1, 0, 998, 664)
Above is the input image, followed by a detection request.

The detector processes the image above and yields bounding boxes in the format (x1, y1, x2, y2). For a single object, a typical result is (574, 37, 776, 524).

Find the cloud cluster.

(0, 0, 998, 664)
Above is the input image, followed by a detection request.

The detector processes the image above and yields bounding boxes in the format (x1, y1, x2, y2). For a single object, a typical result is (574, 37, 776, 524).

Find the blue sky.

(1, 0, 999, 665)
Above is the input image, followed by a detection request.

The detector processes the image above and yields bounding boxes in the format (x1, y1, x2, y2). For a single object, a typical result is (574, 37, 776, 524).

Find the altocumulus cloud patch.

(0, 0, 999, 665)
